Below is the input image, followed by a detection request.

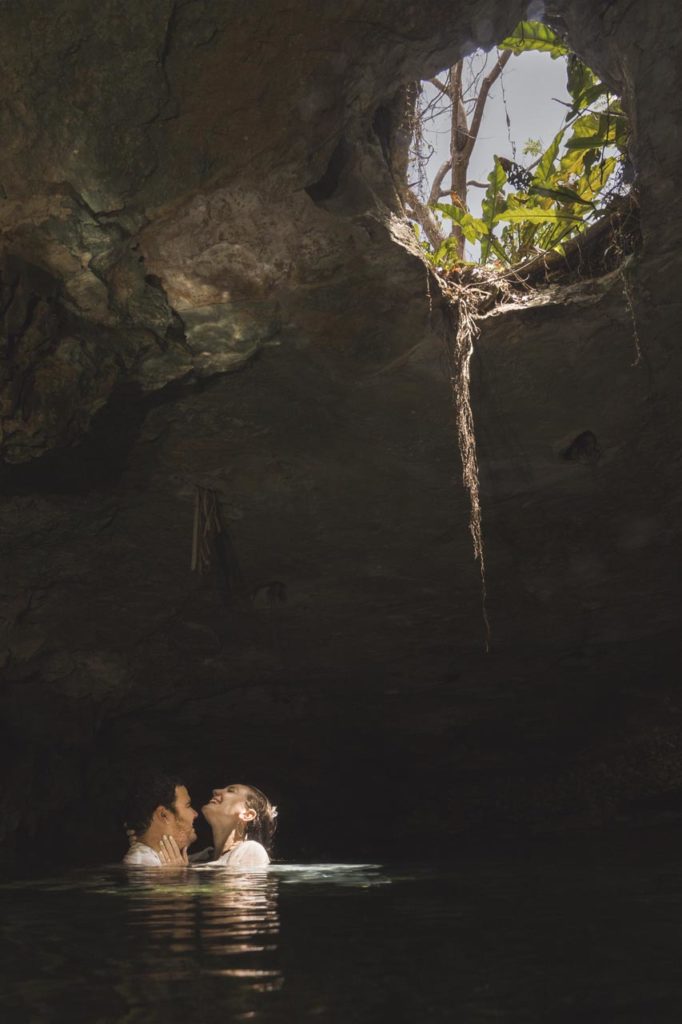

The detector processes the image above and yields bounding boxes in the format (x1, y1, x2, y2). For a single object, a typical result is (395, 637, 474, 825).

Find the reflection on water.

(1, 867, 286, 1022)
(3, 849, 682, 1022)
(0, 864, 390, 1024)
(126, 870, 282, 992)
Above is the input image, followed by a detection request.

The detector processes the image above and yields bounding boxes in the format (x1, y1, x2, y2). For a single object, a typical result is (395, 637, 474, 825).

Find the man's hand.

(158, 835, 189, 866)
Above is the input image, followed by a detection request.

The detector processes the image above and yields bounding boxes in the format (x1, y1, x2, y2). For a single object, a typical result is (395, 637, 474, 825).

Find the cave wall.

(0, 0, 523, 461)
(1, 0, 682, 867)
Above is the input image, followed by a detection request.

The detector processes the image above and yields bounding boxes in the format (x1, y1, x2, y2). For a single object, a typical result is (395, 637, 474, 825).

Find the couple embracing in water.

(123, 774, 277, 869)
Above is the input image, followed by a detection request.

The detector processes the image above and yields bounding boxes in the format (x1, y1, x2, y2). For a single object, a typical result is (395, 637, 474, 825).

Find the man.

(123, 773, 198, 866)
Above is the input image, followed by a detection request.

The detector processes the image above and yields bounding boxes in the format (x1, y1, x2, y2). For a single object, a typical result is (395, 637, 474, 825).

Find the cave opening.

(401, 17, 638, 277)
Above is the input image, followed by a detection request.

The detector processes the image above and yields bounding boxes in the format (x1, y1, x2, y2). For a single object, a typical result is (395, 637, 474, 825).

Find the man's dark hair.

(125, 773, 184, 834)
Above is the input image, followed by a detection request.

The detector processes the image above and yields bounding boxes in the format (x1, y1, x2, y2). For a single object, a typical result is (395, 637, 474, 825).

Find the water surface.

(2, 840, 682, 1022)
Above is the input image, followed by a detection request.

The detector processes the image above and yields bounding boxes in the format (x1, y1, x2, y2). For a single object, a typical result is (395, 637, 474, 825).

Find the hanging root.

(444, 281, 492, 652)
(191, 486, 221, 573)
(436, 266, 517, 651)
(432, 264, 524, 651)
(619, 264, 642, 367)
(425, 262, 433, 323)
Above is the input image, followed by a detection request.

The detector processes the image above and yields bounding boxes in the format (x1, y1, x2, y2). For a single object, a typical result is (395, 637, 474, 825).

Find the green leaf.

(433, 237, 460, 264)
(566, 56, 596, 109)
(499, 20, 569, 59)
(565, 133, 614, 151)
(487, 234, 512, 264)
(581, 82, 611, 108)
(480, 159, 507, 263)
(563, 109, 616, 169)
(581, 155, 617, 199)
(529, 183, 595, 207)
(481, 160, 507, 222)
(566, 112, 599, 140)
(433, 202, 464, 222)
(496, 207, 585, 225)
(532, 128, 564, 186)
(459, 219, 486, 244)
(557, 147, 585, 179)
(432, 204, 487, 244)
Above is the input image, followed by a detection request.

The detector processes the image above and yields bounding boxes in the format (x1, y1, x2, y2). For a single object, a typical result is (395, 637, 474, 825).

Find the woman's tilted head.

(242, 784, 278, 851)
(202, 783, 278, 852)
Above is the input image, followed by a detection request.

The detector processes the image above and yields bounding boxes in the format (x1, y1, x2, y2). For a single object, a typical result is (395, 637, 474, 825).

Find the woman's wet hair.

(242, 784, 278, 852)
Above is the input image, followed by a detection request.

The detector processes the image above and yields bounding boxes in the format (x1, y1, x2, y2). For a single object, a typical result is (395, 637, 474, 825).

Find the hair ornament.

(270, 805, 278, 819)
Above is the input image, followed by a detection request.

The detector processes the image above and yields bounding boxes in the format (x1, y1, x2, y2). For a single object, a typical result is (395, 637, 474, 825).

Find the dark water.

(2, 840, 682, 1023)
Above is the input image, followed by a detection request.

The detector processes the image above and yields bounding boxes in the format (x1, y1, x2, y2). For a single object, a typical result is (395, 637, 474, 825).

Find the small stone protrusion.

(561, 430, 602, 464)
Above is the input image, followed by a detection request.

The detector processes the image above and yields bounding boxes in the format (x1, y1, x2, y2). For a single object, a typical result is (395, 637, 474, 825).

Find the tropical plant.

(412, 20, 631, 271)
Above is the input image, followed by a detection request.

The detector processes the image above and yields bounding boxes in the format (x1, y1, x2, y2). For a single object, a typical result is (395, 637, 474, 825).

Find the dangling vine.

(434, 267, 521, 652)
(446, 284, 490, 650)
(619, 263, 642, 367)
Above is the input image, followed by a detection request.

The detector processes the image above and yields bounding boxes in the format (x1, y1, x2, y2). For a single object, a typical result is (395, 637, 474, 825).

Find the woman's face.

(202, 784, 254, 829)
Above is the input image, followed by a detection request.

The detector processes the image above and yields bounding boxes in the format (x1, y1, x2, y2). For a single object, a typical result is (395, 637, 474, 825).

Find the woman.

(158, 783, 277, 868)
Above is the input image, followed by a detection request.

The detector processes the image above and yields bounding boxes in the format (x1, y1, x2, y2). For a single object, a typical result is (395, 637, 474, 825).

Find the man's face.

(167, 785, 198, 849)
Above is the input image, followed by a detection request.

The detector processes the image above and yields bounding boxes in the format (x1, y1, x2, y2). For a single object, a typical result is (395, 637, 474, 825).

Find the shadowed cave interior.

(1, 0, 682, 871)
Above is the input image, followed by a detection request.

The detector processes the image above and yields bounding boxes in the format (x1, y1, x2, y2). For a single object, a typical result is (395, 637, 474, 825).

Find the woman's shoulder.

(226, 840, 270, 867)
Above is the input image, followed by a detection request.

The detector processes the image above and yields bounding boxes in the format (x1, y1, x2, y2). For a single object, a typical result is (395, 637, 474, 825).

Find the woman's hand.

(158, 834, 189, 866)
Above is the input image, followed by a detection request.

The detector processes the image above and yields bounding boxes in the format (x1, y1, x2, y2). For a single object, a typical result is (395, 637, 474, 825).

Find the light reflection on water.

(0, 864, 389, 1023)
(115, 868, 284, 995)
(3, 851, 682, 1022)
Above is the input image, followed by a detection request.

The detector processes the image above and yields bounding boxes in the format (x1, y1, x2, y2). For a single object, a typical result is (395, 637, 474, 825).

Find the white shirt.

(123, 841, 162, 866)
(199, 840, 270, 868)
(123, 839, 270, 868)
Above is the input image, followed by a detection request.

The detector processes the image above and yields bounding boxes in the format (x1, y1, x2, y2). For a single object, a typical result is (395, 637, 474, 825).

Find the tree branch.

(428, 77, 448, 96)
(448, 60, 468, 251)
(464, 49, 512, 161)
(404, 187, 445, 250)
(451, 61, 465, 152)
(428, 158, 452, 205)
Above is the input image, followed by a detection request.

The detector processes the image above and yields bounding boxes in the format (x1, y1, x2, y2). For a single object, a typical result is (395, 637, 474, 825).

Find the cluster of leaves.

(423, 21, 631, 269)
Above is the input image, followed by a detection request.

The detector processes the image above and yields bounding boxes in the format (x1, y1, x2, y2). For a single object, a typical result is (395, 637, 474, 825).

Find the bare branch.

(464, 49, 512, 160)
(420, 108, 452, 126)
(404, 187, 445, 250)
(428, 77, 448, 96)
(428, 158, 452, 205)
(462, 53, 488, 102)
(449, 60, 468, 253)
(421, 89, 449, 118)
(466, 180, 489, 188)
(451, 62, 464, 151)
